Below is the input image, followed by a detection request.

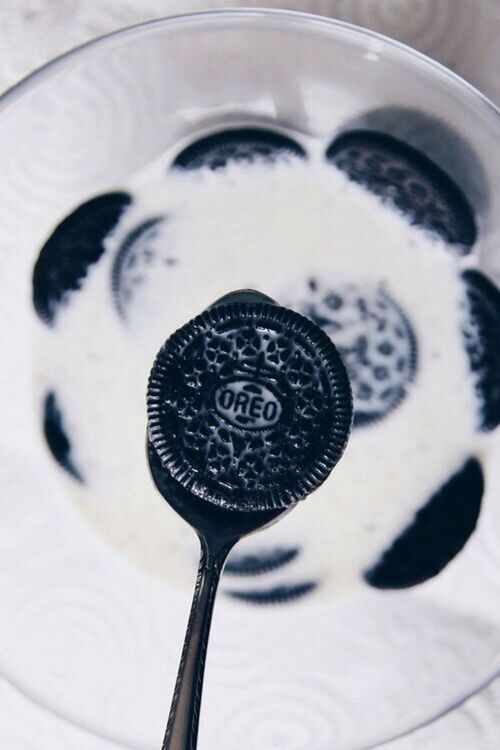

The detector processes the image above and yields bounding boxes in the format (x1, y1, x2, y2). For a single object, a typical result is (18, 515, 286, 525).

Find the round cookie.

(147, 300, 353, 512)
(326, 130, 476, 251)
(461, 270, 500, 432)
(289, 279, 418, 427)
(172, 127, 306, 171)
(33, 192, 131, 325)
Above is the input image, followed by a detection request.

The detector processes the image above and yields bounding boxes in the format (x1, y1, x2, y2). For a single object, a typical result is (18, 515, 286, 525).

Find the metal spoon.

(147, 290, 352, 750)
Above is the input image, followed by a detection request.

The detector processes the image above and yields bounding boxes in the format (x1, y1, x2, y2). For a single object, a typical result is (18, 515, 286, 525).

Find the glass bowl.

(1, 9, 500, 750)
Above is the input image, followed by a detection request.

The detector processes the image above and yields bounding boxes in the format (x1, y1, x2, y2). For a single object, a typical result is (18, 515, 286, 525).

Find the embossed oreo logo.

(215, 380, 282, 429)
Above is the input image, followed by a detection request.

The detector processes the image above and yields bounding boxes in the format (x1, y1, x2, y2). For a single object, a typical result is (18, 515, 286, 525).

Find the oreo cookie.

(33, 192, 131, 325)
(147, 300, 352, 512)
(43, 391, 83, 483)
(364, 458, 483, 589)
(290, 279, 417, 427)
(227, 581, 317, 605)
(336, 107, 488, 214)
(462, 270, 500, 432)
(172, 128, 306, 171)
(111, 216, 165, 320)
(326, 130, 476, 251)
(225, 546, 299, 576)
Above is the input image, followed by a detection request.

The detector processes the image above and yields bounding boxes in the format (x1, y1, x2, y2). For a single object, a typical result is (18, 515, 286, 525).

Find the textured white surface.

(0, 2, 499, 749)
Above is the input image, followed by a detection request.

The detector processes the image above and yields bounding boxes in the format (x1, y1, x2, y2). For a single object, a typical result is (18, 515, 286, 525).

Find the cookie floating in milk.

(172, 127, 306, 171)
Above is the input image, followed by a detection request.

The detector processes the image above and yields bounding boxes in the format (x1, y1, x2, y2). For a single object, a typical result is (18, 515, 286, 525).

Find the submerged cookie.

(364, 458, 483, 589)
(111, 217, 166, 320)
(326, 130, 476, 250)
(225, 546, 299, 576)
(172, 128, 306, 171)
(462, 270, 500, 432)
(33, 192, 131, 325)
(227, 581, 317, 604)
(43, 391, 83, 483)
(290, 279, 417, 426)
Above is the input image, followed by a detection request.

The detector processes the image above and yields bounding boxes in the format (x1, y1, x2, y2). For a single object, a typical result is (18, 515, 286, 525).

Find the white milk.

(34, 157, 486, 599)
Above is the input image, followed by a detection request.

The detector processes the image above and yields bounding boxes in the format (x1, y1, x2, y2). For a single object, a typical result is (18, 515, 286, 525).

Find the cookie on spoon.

(147, 289, 352, 750)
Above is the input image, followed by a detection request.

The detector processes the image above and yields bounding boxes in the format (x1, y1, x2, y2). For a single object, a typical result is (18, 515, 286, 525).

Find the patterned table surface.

(0, 2, 499, 748)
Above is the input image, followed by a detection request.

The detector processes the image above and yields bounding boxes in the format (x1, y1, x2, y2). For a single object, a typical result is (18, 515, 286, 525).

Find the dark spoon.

(147, 290, 352, 750)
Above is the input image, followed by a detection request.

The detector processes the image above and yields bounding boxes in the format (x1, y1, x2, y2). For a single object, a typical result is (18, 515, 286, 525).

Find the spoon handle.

(162, 538, 232, 750)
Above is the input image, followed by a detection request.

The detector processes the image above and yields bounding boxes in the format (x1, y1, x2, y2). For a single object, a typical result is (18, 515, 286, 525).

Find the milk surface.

(34, 156, 486, 599)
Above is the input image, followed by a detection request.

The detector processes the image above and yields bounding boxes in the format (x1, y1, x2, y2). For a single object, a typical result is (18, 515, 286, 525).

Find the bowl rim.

(0, 7, 499, 123)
